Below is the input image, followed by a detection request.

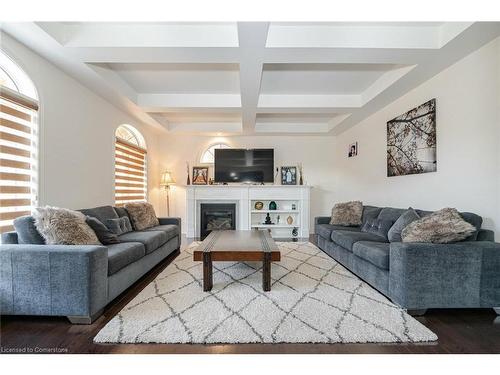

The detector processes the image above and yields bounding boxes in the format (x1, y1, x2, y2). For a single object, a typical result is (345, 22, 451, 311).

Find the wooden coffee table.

(193, 230, 281, 292)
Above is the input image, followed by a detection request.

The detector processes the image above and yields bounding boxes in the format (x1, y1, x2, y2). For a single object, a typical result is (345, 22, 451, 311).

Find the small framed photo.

(348, 142, 358, 158)
(192, 166, 209, 185)
(281, 166, 297, 185)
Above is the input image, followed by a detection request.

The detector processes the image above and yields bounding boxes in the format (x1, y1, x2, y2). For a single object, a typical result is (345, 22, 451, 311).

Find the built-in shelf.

(186, 185, 311, 238)
(250, 210, 300, 214)
(251, 224, 298, 228)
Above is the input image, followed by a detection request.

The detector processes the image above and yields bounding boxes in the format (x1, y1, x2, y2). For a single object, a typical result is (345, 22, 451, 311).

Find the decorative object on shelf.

(160, 170, 175, 216)
(274, 167, 279, 184)
(286, 215, 294, 225)
(292, 227, 298, 241)
(208, 177, 214, 185)
(264, 213, 273, 225)
(348, 142, 358, 158)
(186, 162, 191, 185)
(292, 203, 297, 210)
(387, 98, 436, 177)
(281, 166, 297, 185)
(277, 215, 280, 224)
(254, 201, 264, 210)
(269, 201, 277, 210)
(298, 163, 304, 185)
(192, 166, 209, 185)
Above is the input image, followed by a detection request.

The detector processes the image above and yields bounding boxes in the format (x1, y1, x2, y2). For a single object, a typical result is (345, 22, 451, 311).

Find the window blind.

(114, 137, 147, 206)
(0, 88, 38, 234)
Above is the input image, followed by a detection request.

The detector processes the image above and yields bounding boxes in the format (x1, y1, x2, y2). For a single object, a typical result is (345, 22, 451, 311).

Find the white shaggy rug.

(94, 242, 437, 344)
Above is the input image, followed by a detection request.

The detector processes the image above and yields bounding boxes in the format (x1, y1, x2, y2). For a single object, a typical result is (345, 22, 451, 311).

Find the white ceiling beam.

(255, 122, 330, 133)
(137, 94, 240, 111)
(168, 122, 242, 134)
(69, 47, 241, 64)
(258, 94, 362, 108)
(37, 22, 239, 48)
(266, 23, 443, 49)
(237, 22, 269, 134)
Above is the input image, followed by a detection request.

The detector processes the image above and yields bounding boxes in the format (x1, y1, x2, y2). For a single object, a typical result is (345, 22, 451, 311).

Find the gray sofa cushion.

(361, 218, 393, 240)
(107, 242, 146, 275)
(79, 205, 118, 224)
(114, 206, 130, 219)
(143, 224, 179, 243)
(362, 206, 383, 225)
(106, 217, 133, 235)
(118, 230, 167, 254)
(86, 216, 119, 245)
(13, 216, 45, 245)
(316, 224, 360, 240)
(460, 212, 482, 241)
(353, 241, 390, 270)
(377, 207, 407, 223)
(331, 230, 387, 251)
(387, 208, 420, 242)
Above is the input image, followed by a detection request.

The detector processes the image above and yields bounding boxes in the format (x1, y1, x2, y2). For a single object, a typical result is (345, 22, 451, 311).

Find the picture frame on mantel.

(281, 166, 297, 185)
(192, 166, 209, 185)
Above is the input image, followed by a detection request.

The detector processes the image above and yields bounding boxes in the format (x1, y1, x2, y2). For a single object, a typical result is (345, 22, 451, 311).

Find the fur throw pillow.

(124, 202, 159, 230)
(33, 206, 101, 245)
(401, 207, 477, 244)
(330, 201, 363, 226)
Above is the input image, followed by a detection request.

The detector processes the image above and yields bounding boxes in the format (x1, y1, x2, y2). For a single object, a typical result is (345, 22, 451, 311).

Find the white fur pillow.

(401, 207, 476, 244)
(330, 201, 363, 226)
(124, 202, 159, 230)
(33, 206, 101, 245)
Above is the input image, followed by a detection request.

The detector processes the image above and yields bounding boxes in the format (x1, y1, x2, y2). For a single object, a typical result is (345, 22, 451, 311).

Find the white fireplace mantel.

(186, 185, 312, 239)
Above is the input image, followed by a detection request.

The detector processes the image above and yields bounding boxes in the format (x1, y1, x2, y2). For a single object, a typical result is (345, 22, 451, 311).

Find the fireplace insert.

(200, 203, 236, 240)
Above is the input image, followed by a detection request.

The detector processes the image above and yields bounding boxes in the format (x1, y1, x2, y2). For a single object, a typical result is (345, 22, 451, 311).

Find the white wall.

(158, 135, 335, 233)
(332, 37, 500, 238)
(1, 33, 164, 212)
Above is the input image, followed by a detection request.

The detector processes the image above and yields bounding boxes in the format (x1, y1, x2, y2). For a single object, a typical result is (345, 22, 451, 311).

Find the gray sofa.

(315, 206, 500, 315)
(0, 205, 181, 324)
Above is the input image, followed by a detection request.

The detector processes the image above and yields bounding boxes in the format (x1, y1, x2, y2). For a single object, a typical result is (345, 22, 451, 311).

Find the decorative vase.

(186, 162, 191, 185)
(286, 215, 293, 225)
(269, 201, 277, 210)
(254, 201, 264, 210)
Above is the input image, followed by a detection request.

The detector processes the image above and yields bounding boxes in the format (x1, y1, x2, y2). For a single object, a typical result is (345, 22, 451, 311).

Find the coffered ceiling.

(1, 22, 500, 135)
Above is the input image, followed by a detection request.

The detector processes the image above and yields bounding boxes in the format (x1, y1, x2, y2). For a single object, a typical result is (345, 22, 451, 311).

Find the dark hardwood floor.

(1, 236, 500, 354)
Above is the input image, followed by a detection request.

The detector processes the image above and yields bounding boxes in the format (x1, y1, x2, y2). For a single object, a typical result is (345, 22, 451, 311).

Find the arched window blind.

(114, 125, 147, 206)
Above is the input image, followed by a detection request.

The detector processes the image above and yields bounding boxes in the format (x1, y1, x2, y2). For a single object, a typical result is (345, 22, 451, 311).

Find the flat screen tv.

(214, 148, 274, 183)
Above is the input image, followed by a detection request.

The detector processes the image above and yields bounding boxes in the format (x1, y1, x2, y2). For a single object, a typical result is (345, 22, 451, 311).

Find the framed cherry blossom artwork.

(387, 99, 437, 177)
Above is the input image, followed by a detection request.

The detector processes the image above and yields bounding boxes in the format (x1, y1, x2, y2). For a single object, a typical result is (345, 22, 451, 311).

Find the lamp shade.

(160, 171, 175, 187)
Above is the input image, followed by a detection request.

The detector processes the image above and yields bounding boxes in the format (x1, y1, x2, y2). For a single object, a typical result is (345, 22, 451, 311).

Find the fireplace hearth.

(200, 203, 236, 240)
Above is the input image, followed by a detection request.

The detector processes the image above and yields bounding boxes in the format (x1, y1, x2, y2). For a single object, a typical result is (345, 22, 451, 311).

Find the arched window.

(200, 143, 230, 164)
(114, 125, 147, 206)
(0, 50, 39, 234)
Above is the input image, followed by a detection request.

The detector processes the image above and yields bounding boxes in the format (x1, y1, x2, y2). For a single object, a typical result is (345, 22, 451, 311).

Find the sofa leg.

(494, 307, 500, 315)
(407, 309, 427, 316)
(67, 309, 103, 324)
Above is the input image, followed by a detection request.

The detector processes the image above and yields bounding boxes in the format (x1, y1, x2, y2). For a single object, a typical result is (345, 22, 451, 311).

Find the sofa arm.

(158, 217, 181, 238)
(478, 229, 495, 242)
(389, 241, 500, 309)
(0, 244, 108, 318)
(314, 216, 331, 226)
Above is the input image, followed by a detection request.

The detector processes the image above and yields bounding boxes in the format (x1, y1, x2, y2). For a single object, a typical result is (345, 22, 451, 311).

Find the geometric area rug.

(94, 242, 437, 344)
